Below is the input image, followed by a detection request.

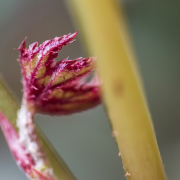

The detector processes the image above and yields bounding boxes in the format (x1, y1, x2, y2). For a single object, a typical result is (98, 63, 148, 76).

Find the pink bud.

(18, 32, 101, 115)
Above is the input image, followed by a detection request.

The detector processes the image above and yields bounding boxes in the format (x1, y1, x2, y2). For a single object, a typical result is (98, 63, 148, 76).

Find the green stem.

(0, 79, 77, 180)
(67, 0, 167, 179)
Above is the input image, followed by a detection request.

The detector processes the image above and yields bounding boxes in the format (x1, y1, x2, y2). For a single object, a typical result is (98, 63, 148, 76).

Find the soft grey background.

(0, 0, 180, 180)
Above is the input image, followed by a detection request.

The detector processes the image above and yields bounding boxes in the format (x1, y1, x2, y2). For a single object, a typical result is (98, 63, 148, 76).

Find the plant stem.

(17, 103, 49, 173)
(67, 0, 167, 179)
(0, 79, 77, 180)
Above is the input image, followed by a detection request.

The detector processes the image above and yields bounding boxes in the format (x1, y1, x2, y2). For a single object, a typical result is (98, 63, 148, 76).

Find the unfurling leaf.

(18, 32, 100, 115)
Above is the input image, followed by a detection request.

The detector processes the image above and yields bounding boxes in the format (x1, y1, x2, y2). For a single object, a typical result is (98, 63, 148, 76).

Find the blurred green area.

(0, 0, 179, 179)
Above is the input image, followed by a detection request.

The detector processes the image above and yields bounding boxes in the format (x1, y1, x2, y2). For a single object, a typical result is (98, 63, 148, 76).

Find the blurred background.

(0, 0, 180, 179)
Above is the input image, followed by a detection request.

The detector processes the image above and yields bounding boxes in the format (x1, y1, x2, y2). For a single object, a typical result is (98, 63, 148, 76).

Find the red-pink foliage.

(18, 32, 100, 115)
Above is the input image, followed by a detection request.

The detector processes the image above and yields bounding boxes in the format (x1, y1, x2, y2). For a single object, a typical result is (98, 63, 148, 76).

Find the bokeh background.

(0, 0, 180, 179)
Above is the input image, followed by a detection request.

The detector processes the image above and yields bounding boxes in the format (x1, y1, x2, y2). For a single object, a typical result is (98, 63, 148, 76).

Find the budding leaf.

(18, 32, 100, 115)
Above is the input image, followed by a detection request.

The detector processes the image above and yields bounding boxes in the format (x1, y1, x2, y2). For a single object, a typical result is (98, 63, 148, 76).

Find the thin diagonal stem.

(0, 79, 77, 180)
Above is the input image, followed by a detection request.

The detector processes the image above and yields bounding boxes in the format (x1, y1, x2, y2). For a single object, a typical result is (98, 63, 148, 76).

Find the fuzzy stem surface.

(17, 103, 49, 173)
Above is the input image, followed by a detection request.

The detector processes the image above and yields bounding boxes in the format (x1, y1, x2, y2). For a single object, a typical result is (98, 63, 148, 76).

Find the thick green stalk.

(0, 79, 76, 180)
(67, 0, 167, 179)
